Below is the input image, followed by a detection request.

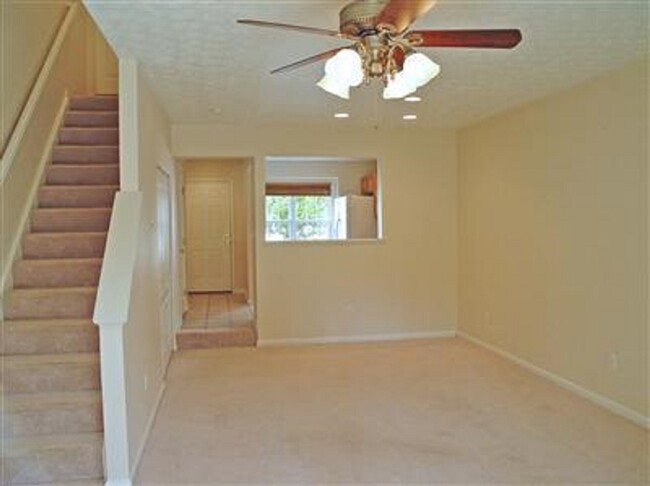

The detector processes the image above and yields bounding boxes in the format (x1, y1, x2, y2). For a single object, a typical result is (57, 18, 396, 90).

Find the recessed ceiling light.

(403, 114, 417, 121)
(404, 96, 421, 102)
(334, 112, 350, 119)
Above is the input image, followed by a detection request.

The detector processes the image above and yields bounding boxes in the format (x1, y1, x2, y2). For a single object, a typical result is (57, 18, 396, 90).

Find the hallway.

(176, 293, 256, 349)
(183, 292, 254, 330)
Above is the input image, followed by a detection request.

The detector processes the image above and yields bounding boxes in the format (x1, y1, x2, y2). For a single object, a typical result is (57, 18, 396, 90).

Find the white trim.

(105, 480, 132, 486)
(130, 381, 166, 481)
(458, 331, 650, 430)
(0, 95, 68, 295)
(0, 3, 76, 180)
(258, 330, 456, 347)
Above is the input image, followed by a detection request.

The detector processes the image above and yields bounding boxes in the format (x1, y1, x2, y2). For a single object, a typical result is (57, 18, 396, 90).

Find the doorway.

(178, 158, 256, 349)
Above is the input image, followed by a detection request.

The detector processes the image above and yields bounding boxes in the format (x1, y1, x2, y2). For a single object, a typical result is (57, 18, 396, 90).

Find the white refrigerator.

(334, 195, 377, 240)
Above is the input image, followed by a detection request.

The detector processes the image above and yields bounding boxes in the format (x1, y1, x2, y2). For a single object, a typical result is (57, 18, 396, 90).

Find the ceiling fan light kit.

(238, 0, 521, 101)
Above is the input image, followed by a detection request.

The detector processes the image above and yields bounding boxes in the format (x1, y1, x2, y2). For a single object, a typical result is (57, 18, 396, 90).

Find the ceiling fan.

(238, 0, 522, 100)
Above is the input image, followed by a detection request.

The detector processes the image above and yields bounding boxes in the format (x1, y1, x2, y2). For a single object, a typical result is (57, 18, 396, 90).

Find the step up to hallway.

(69, 95, 118, 111)
(176, 325, 257, 350)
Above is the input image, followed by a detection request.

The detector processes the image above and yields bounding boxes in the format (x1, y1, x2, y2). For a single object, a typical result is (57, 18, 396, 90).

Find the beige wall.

(0, 3, 99, 300)
(183, 158, 251, 295)
(122, 62, 181, 472)
(173, 124, 458, 342)
(266, 158, 376, 197)
(0, 0, 68, 152)
(458, 58, 649, 419)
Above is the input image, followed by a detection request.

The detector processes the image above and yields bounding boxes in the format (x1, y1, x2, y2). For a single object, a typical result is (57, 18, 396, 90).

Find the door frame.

(183, 176, 235, 293)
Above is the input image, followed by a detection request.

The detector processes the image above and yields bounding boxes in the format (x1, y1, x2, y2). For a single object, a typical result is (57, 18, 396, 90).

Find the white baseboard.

(458, 331, 650, 430)
(258, 330, 456, 347)
(130, 381, 166, 481)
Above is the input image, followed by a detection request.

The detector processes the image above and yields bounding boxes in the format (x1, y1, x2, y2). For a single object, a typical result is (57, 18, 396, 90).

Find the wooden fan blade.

(237, 19, 343, 38)
(271, 47, 346, 74)
(407, 29, 523, 48)
(376, 0, 438, 34)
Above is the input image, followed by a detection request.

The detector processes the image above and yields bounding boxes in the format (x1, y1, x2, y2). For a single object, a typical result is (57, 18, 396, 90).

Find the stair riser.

(23, 234, 106, 259)
(177, 327, 258, 350)
(52, 146, 118, 164)
(13, 261, 102, 289)
(3, 439, 103, 484)
(3, 402, 102, 438)
(65, 110, 118, 127)
(39, 186, 118, 208)
(2, 360, 100, 394)
(0, 325, 98, 355)
(31, 210, 111, 233)
(4, 292, 96, 320)
(59, 128, 119, 145)
(46, 165, 119, 185)
(69, 96, 118, 111)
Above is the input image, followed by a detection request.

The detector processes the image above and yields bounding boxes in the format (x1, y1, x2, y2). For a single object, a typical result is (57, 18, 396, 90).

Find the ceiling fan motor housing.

(340, 0, 390, 37)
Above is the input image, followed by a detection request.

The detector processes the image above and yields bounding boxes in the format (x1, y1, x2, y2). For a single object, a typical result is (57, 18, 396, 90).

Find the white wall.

(121, 62, 181, 473)
(173, 124, 458, 342)
(458, 58, 648, 421)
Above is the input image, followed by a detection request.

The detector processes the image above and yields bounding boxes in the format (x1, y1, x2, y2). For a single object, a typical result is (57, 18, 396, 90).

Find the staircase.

(1, 95, 119, 485)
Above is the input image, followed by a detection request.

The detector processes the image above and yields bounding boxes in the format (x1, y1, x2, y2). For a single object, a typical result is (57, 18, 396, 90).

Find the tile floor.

(183, 292, 254, 330)
(136, 338, 649, 484)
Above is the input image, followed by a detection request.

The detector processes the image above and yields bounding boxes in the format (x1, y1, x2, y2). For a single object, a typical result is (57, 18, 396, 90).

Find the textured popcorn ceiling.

(85, 0, 648, 129)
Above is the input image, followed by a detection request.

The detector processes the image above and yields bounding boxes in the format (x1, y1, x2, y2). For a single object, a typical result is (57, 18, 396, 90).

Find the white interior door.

(185, 179, 233, 292)
(157, 168, 174, 367)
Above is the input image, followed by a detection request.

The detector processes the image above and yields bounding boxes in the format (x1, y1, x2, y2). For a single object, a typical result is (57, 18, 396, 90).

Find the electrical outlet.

(609, 353, 619, 372)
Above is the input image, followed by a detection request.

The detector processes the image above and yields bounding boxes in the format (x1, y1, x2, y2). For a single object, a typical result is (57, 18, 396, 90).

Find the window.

(264, 157, 381, 242)
(265, 182, 334, 241)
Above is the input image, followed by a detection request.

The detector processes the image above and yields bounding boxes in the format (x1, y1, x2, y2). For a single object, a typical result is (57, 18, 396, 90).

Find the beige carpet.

(136, 338, 648, 484)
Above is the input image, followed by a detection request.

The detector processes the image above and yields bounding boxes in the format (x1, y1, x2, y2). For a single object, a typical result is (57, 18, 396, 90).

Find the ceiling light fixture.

(334, 112, 350, 119)
(403, 114, 417, 121)
(316, 37, 440, 101)
(404, 96, 421, 102)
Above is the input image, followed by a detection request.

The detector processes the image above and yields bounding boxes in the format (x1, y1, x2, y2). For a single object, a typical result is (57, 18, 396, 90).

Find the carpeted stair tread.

(0, 319, 98, 355)
(38, 185, 118, 208)
(2, 391, 102, 438)
(46, 164, 119, 185)
(51, 145, 118, 164)
(4, 287, 97, 320)
(31, 208, 112, 233)
(14, 258, 103, 289)
(2, 432, 104, 484)
(59, 127, 119, 145)
(64, 110, 118, 128)
(1, 353, 100, 394)
(69, 95, 118, 111)
(22, 232, 107, 259)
